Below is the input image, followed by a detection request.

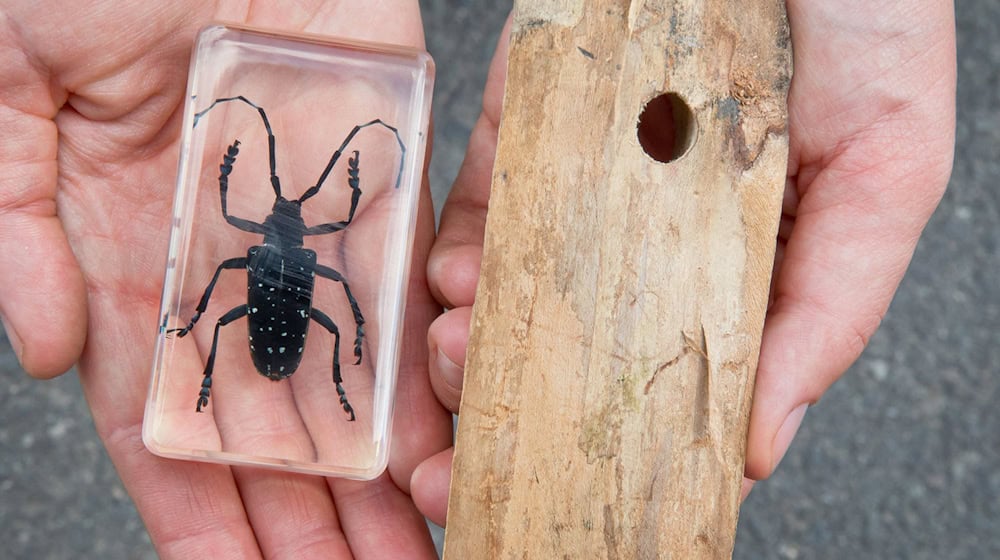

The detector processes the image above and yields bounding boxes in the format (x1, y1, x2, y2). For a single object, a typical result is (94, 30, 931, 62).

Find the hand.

(412, 0, 956, 524)
(0, 2, 450, 557)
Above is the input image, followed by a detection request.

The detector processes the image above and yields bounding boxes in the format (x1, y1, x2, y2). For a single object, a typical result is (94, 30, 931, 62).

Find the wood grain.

(444, 1, 791, 557)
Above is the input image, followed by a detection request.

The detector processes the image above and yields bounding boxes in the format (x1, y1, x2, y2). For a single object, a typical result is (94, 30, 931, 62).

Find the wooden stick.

(444, 1, 791, 557)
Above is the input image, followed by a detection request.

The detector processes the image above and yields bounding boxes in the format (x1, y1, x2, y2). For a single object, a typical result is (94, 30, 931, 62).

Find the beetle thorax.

(262, 197, 307, 248)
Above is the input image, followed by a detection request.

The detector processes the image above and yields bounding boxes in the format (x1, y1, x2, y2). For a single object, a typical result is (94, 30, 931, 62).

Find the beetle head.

(263, 196, 307, 248)
(272, 196, 303, 219)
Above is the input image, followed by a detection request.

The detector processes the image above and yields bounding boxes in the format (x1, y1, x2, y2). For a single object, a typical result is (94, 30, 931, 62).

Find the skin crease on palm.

(0, 0, 954, 556)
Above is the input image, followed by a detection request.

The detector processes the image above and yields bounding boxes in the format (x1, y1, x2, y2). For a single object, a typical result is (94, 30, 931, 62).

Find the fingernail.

(772, 403, 808, 472)
(436, 348, 465, 391)
(0, 314, 23, 362)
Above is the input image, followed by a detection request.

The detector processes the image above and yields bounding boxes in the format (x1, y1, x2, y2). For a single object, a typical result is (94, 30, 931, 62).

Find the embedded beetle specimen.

(170, 96, 404, 421)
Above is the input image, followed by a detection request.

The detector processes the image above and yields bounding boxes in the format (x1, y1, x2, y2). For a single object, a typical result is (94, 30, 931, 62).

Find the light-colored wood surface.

(444, 1, 791, 557)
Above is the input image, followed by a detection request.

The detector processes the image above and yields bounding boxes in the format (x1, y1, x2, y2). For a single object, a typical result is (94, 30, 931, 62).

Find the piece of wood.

(443, 1, 791, 558)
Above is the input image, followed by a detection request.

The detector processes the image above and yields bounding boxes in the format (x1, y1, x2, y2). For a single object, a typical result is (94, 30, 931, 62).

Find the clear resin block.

(143, 24, 433, 479)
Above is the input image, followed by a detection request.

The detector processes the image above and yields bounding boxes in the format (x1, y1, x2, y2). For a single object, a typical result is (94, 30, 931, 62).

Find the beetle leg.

(219, 140, 268, 234)
(168, 257, 246, 338)
(299, 117, 406, 207)
(196, 305, 248, 413)
(302, 150, 361, 235)
(314, 264, 364, 364)
(310, 308, 356, 421)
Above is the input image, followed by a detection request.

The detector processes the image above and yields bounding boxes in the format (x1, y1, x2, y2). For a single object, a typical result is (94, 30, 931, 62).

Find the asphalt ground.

(1, 2, 996, 558)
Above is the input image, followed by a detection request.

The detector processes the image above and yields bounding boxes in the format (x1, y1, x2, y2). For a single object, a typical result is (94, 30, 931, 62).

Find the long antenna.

(194, 96, 282, 198)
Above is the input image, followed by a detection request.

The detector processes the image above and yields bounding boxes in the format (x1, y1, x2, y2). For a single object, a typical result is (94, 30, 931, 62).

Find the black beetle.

(168, 96, 405, 421)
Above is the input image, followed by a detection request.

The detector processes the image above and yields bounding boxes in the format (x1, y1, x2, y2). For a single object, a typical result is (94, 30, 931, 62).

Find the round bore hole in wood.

(637, 92, 696, 163)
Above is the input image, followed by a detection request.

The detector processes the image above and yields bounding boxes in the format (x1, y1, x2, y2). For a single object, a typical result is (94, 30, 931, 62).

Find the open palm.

(0, 1, 449, 557)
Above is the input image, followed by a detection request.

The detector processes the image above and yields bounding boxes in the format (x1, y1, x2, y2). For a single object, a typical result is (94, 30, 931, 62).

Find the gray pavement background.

(1, 2, 996, 558)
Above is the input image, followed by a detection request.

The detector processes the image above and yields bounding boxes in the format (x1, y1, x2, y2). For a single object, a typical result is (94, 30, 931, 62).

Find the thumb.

(0, 98, 87, 377)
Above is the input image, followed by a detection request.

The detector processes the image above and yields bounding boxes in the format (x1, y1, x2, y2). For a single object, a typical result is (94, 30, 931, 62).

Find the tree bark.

(444, 1, 791, 557)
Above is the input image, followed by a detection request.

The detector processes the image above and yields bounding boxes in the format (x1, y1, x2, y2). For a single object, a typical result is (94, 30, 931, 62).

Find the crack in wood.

(642, 326, 710, 396)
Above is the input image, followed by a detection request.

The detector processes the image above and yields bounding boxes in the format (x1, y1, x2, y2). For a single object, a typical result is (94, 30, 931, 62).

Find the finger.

(0, 102, 87, 378)
(198, 307, 354, 560)
(387, 185, 454, 493)
(744, 1, 956, 481)
(232, 468, 352, 559)
(328, 475, 438, 558)
(77, 293, 262, 559)
(426, 14, 511, 309)
(423, 13, 510, 433)
(427, 306, 472, 413)
(410, 446, 453, 527)
(740, 478, 755, 502)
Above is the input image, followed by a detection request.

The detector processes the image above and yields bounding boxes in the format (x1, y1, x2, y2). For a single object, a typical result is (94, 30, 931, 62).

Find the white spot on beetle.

(267, 347, 273, 354)
(298, 347, 303, 353)
(251, 307, 258, 313)
(279, 347, 285, 353)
